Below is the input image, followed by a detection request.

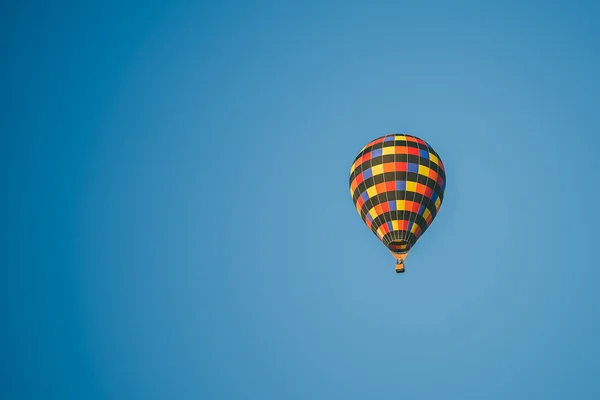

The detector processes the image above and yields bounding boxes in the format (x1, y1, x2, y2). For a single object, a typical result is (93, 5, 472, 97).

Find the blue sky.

(2, 1, 600, 399)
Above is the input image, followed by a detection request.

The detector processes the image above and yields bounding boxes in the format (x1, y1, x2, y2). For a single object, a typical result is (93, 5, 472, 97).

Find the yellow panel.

(392, 220, 399, 230)
(423, 208, 431, 220)
(429, 153, 439, 167)
(368, 208, 379, 219)
(382, 146, 395, 155)
(396, 200, 405, 210)
(371, 164, 383, 176)
(418, 165, 430, 176)
(406, 181, 417, 192)
(367, 186, 378, 197)
(435, 197, 441, 210)
(411, 223, 419, 234)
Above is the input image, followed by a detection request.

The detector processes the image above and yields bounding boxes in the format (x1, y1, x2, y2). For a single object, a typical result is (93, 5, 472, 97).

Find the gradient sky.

(3, 1, 600, 399)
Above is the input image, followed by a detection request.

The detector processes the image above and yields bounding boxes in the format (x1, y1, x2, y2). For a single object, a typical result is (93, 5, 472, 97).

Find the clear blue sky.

(2, 1, 600, 399)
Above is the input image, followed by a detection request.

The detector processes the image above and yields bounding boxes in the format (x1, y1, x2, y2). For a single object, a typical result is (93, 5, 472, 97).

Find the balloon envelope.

(349, 133, 446, 261)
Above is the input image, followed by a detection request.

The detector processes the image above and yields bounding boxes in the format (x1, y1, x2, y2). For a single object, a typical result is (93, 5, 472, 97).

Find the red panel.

(414, 137, 427, 146)
(424, 186, 433, 198)
(356, 197, 364, 209)
(395, 162, 407, 171)
(356, 172, 364, 185)
(380, 202, 389, 213)
(385, 181, 395, 191)
(414, 202, 421, 213)
(407, 147, 419, 155)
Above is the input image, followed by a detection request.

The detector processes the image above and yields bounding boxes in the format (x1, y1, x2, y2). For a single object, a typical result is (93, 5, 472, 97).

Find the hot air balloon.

(349, 133, 446, 273)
